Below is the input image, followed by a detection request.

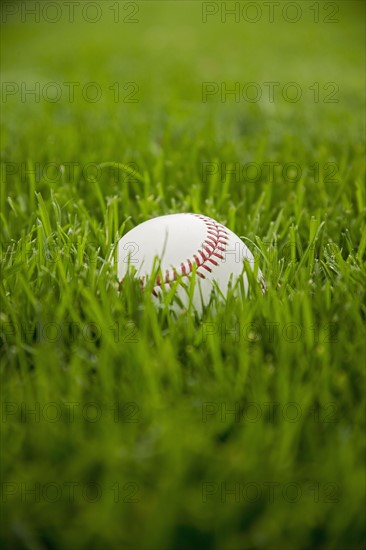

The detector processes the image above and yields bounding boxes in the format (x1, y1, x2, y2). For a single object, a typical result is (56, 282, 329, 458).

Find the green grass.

(1, 1, 365, 549)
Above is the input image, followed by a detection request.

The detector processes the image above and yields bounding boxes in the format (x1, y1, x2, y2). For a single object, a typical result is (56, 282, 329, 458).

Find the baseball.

(117, 213, 264, 312)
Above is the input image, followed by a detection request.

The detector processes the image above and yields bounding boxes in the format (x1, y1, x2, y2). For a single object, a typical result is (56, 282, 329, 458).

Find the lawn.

(1, 1, 365, 549)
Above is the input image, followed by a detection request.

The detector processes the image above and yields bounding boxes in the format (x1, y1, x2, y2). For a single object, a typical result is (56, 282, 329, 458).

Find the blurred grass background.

(1, 1, 365, 549)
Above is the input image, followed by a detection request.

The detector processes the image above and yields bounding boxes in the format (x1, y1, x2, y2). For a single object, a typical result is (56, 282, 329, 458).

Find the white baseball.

(117, 213, 264, 312)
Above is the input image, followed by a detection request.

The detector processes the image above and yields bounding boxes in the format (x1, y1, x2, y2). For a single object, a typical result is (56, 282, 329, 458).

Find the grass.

(1, 1, 365, 549)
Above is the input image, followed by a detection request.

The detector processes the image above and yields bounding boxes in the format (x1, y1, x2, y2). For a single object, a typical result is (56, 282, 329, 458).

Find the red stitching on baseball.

(148, 214, 229, 289)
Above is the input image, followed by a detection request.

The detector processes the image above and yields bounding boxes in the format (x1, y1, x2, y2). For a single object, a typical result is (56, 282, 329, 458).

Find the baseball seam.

(148, 214, 229, 294)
